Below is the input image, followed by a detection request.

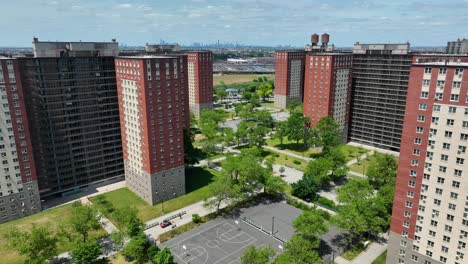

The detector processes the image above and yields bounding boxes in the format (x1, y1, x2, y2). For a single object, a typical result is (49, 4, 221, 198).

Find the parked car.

(160, 220, 171, 228)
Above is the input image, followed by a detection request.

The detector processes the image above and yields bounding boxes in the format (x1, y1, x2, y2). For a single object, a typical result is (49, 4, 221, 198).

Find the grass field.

(265, 150, 308, 171)
(213, 74, 274, 85)
(0, 203, 107, 264)
(348, 153, 377, 175)
(266, 137, 321, 158)
(91, 167, 220, 224)
(372, 250, 387, 264)
(337, 144, 369, 162)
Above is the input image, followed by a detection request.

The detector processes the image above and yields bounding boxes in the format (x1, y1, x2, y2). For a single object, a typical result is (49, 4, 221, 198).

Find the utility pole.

(271, 216, 275, 236)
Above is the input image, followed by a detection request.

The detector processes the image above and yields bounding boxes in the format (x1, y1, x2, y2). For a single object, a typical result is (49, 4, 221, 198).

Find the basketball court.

(163, 201, 301, 264)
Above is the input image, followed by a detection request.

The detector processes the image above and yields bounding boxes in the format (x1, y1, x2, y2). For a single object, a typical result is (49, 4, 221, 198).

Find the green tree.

(255, 110, 274, 128)
(291, 174, 320, 200)
(293, 209, 329, 241)
(332, 179, 389, 240)
(326, 148, 348, 180)
(68, 202, 101, 243)
(152, 247, 175, 264)
(275, 235, 322, 264)
(309, 116, 342, 154)
(250, 93, 261, 107)
(274, 121, 288, 148)
(204, 173, 242, 212)
(217, 89, 227, 102)
(122, 232, 149, 263)
(7, 225, 58, 264)
(286, 112, 309, 144)
(71, 240, 101, 264)
(241, 245, 275, 264)
(286, 100, 302, 113)
(147, 244, 161, 261)
(113, 206, 145, 238)
(257, 82, 273, 101)
(366, 153, 398, 189)
(303, 157, 333, 187)
(263, 174, 287, 196)
(199, 109, 227, 140)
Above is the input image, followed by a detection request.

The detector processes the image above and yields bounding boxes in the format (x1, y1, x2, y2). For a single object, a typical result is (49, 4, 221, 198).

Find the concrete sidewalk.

(334, 233, 388, 264)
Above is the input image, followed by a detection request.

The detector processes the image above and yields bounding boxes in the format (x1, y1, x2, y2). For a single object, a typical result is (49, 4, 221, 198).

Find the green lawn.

(348, 153, 377, 175)
(213, 74, 274, 85)
(337, 144, 369, 162)
(265, 150, 308, 171)
(372, 250, 387, 264)
(266, 137, 321, 158)
(91, 167, 219, 225)
(342, 242, 369, 260)
(0, 203, 107, 264)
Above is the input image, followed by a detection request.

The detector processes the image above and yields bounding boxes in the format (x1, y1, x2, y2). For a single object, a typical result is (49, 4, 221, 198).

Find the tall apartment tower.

(184, 51, 213, 118)
(20, 39, 124, 199)
(274, 50, 306, 108)
(0, 58, 41, 223)
(115, 55, 188, 205)
(446, 39, 468, 55)
(303, 53, 353, 137)
(348, 43, 413, 151)
(387, 59, 468, 264)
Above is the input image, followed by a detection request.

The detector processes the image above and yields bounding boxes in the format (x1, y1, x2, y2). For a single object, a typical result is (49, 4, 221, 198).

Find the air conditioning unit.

(431, 145, 435, 149)
(458, 151, 462, 154)
(429, 157, 433, 160)
(456, 256, 459, 260)
(435, 122, 438, 125)
(461, 235, 465, 239)
(423, 200, 426, 203)
(428, 168, 431, 171)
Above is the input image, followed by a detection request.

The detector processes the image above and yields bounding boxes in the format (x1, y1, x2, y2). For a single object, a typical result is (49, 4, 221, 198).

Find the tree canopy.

(309, 116, 342, 154)
(241, 245, 275, 264)
(7, 224, 58, 264)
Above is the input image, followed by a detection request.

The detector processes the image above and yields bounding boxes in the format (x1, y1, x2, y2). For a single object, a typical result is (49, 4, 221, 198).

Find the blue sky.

(1, 0, 467, 47)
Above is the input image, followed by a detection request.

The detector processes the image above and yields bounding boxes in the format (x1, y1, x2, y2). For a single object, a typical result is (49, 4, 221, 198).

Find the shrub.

(293, 159, 301, 165)
(317, 197, 337, 210)
(192, 214, 202, 224)
(274, 153, 280, 158)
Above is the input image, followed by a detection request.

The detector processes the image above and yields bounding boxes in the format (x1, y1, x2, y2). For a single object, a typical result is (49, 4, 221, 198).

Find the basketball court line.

(169, 220, 260, 264)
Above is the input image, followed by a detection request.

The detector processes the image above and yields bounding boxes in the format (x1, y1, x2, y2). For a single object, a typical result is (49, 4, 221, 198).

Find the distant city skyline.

(1, 0, 467, 47)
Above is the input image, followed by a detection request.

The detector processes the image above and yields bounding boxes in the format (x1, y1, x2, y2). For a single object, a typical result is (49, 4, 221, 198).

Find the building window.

(444, 131, 452, 138)
(453, 81, 461, 88)
(419, 103, 427, 110)
(424, 68, 432, 74)
(417, 115, 425, 122)
(450, 94, 459, 102)
(416, 127, 424, 133)
(420, 91, 429, 98)
(447, 119, 454, 126)
(456, 158, 465, 165)
(413, 149, 420, 156)
(433, 105, 441, 112)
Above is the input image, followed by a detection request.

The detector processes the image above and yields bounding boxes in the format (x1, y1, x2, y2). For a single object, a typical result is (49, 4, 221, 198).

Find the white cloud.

(115, 3, 132, 9)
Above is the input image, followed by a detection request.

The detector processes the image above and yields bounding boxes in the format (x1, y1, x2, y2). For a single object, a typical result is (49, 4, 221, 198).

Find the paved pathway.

(262, 145, 313, 162)
(272, 164, 303, 184)
(334, 233, 388, 264)
(347, 170, 367, 178)
(347, 142, 399, 157)
(144, 199, 230, 240)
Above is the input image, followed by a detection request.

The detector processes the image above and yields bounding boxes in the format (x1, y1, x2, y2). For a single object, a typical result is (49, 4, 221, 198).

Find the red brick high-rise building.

(387, 56, 468, 264)
(0, 57, 41, 223)
(115, 55, 189, 205)
(274, 50, 306, 108)
(184, 51, 213, 118)
(303, 53, 353, 137)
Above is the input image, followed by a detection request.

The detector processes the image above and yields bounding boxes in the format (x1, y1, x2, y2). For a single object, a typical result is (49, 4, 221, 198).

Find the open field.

(91, 167, 220, 224)
(0, 203, 107, 264)
(213, 74, 274, 85)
